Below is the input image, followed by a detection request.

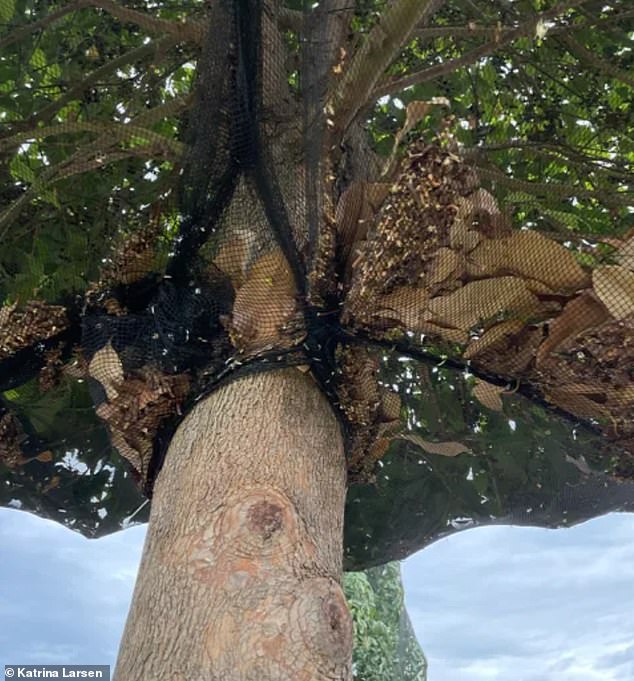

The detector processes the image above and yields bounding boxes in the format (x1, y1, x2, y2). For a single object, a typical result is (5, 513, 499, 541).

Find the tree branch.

(558, 33, 634, 89)
(0, 2, 82, 50)
(373, 0, 589, 99)
(475, 165, 634, 206)
(127, 94, 192, 127)
(78, 0, 203, 42)
(11, 37, 182, 132)
(328, 0, 442, 139)
(464, 141, 634, 182)
(414, 23, 514, 40)
(0, 120, 184, 156)
(0, 100, 188, 239)
(0, 0, 202, 52)
(0, 144, 179, 242)
(278, 7, 302, 33)
(415, 7, 634, 41)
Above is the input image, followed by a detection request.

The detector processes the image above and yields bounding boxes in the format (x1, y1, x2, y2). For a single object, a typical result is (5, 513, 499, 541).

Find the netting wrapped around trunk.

(1, 0, 633, 568)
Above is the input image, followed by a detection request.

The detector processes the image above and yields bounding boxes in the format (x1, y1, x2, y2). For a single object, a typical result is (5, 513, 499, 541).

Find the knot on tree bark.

(221, 487, 300, 562)
(292, 577, 353, 673)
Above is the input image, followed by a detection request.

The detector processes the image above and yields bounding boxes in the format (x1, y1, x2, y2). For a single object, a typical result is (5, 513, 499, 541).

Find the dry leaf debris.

(39, 345, 65, 392)
(333, 130, 633, 475)
(0, 410, 26, 468)
(335, 345, 402, 481)
(89, 343, 191, 478)
(0, 301, 69, 361)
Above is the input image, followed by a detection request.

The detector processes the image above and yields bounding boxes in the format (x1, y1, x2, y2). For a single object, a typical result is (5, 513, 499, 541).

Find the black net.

(1, 0, 633, 569)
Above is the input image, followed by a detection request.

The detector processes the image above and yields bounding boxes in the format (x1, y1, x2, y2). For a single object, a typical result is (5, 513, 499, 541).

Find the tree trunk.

(114, 368, 352, 681)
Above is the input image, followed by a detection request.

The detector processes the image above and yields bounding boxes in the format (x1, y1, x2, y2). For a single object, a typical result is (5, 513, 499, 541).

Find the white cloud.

(0, 509, 145, 668)
(402, 513, 634, 681)
(1, 508, 633, 680)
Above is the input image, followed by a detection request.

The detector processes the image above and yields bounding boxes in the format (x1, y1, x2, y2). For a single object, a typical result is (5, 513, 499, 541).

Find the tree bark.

(115, 368, 352, 681)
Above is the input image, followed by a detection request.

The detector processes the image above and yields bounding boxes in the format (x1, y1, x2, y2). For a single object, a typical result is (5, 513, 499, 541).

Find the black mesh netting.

(1, 0, 633, 570)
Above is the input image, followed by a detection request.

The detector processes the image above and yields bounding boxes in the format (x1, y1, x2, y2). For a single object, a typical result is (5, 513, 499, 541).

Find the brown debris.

(335, 345, 402, 481)
(94, 365, 191, 479)
(330, 137, 634, 479)
(534, 316, 634, 474)
(39, 345, 65, 392)
(344, 141, 478, 324)
(0, 411, 26, 468)
(0, 301, 68, 360)
(100, 220, 162, 287)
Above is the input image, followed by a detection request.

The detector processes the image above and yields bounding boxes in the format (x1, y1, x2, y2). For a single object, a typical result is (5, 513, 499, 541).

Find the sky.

(0, 508, 633, 681)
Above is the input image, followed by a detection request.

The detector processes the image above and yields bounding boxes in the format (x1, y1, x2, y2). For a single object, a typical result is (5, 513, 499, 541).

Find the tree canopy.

(0, 0, 633, 568)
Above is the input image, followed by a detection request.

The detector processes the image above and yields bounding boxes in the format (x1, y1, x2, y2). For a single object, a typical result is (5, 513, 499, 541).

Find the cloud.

(0, 509, 145, 668)
(1, 507, 633, 680)
(402, 513, 634, 681)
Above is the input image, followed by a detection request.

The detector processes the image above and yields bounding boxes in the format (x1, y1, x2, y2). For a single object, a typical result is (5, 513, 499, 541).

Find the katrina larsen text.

(4, 666, 110, 680)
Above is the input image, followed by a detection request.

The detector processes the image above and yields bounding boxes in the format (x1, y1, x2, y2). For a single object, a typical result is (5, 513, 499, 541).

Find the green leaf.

(542, 208, 580, 230)
(9, 155, 35, 183)
(29, 47, 47, 71)
(0, 0, 15, 22)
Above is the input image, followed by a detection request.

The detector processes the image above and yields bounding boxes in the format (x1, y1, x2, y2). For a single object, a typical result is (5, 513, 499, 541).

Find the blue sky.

(1, 507, 633, 680)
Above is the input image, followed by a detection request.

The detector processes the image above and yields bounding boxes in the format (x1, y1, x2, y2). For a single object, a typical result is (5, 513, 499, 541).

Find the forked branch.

(373, 0, 589, 98)
(10, 37, 183, 132)
(327, 0, 440, 140)
(0, 106, 187, 239)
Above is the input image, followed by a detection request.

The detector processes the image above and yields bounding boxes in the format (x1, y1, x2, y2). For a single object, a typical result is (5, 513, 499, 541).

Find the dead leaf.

(536, 292, 610, 367)
(383, 99, 450, 176)
(43, 475, 60, 492)
(399, 434, 470, 457)
(414, 321, 469, 344)
(427, 276, 547, 332)
(393, 99, 450, 152)
(472, 380, 505, 412)
(380, 390, 401, 422)
(565, 454, 592, 475)
(427, 248, 463, 286)
(213, 234, 251, 288)
(230, 249, 298, 352)
(365, 436, 392, 469)
(336, 183, 391, 283)
(545, 386, 611, 422)
(96, 401, 117, 420)
(614, 235, 634, 271)
(366, 183, 391, 212)
(467, 230, 589, 292)
(450, 205, 485, 252)
(461, 188, 499, 217)
(464, 319, 526, 360)
(0, 300, 18, 327)
(614, 385, 634, 403)
(454, 189, 510, 240)
(336, 182, 366, 248)
(373, 287, 430, 329)
(592, 266, 634, 319)
(463, 230, 481, 252)
(549, 382, 604, 396)
(88, 341, 124, 400)
(110, 429, 144, 475)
